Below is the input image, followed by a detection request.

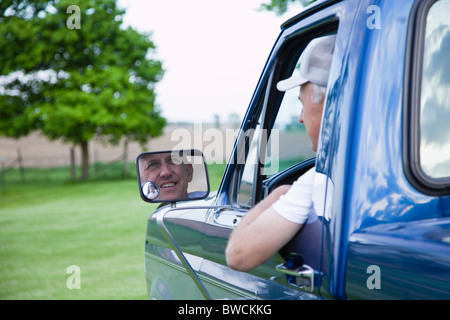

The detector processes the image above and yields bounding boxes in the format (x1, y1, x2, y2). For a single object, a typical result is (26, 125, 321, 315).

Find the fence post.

(17, 148, 24, 181)
(1, 158, 5, 194)
(70, 147, 76, 180)
(123, 139, 129, 177)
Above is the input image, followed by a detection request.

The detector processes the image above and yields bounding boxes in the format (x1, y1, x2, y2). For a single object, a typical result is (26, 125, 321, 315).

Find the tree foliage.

(259, 0, 317, 15)
(0, 0, 165, 179)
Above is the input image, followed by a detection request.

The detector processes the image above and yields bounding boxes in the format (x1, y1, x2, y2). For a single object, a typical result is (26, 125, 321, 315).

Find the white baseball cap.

(277, 35, 336, 91)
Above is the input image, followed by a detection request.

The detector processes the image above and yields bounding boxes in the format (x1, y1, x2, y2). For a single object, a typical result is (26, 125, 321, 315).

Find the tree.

(0, 0, 165, 179)
(259, 0, 317, 15)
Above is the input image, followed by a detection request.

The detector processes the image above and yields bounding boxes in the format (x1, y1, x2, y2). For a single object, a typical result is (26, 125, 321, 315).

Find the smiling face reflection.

(139, 153, 193, 200)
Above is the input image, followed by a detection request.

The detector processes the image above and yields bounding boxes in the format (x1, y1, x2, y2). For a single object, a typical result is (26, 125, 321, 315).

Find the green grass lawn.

(0, 162, 225, 299)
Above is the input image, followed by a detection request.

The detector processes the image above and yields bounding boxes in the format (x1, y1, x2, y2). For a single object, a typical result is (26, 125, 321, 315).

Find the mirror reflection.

(137, 149, 209, 202)
(142, 181, 160, 200)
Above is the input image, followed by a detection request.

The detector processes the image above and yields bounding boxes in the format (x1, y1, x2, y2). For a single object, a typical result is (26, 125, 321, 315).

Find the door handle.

(276, 253, 319, 292)
(213, 208, 245, 227)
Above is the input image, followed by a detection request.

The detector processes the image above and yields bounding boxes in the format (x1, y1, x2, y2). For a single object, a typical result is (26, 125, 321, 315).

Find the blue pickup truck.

(136, 0, 450, 299)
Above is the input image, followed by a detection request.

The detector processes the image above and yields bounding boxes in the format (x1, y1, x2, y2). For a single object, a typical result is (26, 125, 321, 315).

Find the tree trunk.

(80, 141, 89, 180)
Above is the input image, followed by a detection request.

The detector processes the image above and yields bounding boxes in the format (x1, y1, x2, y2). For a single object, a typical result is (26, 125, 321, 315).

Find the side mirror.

(136, 149, 210, 203)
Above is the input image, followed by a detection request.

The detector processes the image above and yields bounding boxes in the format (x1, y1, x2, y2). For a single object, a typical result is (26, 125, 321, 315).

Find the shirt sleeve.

(272, 167, 318, 225)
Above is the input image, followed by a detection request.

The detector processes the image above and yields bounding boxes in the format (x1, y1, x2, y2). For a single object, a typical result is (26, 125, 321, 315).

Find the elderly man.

(226, 35, 336, 271)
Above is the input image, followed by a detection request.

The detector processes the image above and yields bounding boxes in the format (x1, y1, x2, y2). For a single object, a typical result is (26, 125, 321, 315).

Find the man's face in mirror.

(139, 153, 193, 200)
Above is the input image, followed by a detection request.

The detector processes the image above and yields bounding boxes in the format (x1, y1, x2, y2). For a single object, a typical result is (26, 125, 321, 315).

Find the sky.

(117, 0, 302, 123)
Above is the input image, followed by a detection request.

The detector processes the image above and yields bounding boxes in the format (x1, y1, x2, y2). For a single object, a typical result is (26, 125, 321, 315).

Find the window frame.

(229, 18, 340, 208)
(403, 0, 450, 196)
(228, 82, 267, 209)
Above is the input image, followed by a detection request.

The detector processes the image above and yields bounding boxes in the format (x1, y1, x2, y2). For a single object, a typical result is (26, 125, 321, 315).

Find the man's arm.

(225, 185, 304, 272)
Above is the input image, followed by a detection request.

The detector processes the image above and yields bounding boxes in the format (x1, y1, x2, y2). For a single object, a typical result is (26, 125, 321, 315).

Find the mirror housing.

(136, 149, 210, 203)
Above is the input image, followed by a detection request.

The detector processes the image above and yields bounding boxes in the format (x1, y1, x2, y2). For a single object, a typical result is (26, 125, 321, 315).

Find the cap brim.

(276, 73, 308, 92)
